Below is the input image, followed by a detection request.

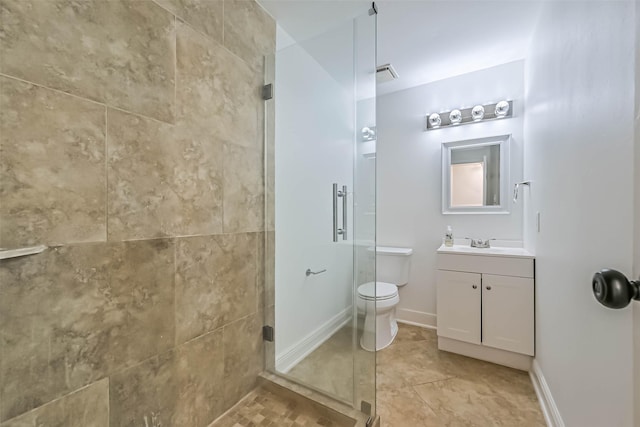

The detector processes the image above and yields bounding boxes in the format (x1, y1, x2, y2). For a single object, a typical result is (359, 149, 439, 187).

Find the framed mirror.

(441, 135, 510, 214)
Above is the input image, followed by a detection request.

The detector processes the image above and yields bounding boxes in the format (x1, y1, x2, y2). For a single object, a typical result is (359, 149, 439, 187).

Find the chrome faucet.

(466, 238, 496, 248)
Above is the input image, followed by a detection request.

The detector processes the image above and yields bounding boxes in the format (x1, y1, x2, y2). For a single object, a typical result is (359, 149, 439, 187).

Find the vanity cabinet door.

(482, 274, 535, 355)
(437, 270, 481, 345)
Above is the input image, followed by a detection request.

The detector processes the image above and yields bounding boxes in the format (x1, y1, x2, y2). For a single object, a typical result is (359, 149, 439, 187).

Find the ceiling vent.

(376, 63, 399, 83)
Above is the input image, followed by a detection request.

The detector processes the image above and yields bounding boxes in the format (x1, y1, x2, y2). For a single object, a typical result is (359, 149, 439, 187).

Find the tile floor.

(287, 323, 545, 426)
(213, 323, 545, 426)
(376, 324, 545, 426)
(210, 387, 344, 427)
(286, 326, 369, 403)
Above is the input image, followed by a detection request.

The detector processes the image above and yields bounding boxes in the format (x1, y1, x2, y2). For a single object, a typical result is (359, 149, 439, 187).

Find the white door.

(482, 274, 534, 355)
(634, 8, 639, 422)
(436, 270, 481, 344)
(634, 291, 639, 426)
(633, 9, 639, 420)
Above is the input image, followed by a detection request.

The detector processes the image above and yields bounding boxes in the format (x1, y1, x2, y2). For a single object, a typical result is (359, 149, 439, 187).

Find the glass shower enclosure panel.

(264, 8, 377, 416)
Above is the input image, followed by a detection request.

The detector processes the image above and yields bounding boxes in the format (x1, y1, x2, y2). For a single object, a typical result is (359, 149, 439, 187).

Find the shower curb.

(259, 372, 379, 427)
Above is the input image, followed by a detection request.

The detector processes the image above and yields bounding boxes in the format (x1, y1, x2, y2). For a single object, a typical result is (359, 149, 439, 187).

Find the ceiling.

(258, 0, 542, 96)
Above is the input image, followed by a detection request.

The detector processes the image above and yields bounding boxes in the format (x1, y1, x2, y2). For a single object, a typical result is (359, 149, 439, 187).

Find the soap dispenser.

(445, 226, 454, 247)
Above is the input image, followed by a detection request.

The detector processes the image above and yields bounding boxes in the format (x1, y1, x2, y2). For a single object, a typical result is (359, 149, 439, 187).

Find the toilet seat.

(357, 282, 398, 301)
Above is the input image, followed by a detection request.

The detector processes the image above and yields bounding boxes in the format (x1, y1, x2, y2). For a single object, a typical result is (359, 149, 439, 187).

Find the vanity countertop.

(437, 244, 535, 259)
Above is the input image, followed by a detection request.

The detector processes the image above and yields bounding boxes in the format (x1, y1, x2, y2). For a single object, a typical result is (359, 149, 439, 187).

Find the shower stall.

(262, 5, 378, 419)
(0, 0, 378, 423)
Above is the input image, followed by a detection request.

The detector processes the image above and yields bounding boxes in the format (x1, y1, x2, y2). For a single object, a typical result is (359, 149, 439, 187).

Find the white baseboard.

(438, 337, 532, 371)
(396, 308, 437, 329)
(530, 360, 565, 427)
(276, 308, 351, 373)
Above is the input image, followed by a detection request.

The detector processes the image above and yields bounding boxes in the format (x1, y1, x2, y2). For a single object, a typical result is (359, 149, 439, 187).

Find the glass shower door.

(263, 7, 377, 417)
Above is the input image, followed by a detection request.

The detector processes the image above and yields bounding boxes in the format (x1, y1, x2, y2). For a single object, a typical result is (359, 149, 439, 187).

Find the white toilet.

(357, 246, 413, 351)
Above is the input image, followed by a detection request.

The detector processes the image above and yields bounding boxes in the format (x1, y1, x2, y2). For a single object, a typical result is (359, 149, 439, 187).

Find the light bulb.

(471, 105, 485, 121)
(495, 100, 510, 118)
(449, 109, 462, 125)
(428, 113, 441, 128)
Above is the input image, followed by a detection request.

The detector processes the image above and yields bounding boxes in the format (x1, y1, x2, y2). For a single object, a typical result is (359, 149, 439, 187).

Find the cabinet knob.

(486, 286, 492, 290)
(472, 285, 477, 289)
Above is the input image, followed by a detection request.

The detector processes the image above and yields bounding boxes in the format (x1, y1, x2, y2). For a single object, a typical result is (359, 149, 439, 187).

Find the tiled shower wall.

(0, 0, 275, 425)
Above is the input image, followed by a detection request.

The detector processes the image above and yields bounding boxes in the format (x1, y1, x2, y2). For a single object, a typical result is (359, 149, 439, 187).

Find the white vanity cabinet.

(436, 245, 535, 370)
(436, 270, 481, 345)
(481, 274, 534, 355)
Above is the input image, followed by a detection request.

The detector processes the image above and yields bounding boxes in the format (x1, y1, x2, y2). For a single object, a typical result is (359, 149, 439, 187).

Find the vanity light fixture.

(425, 100, 513, 131)
(428, 113, 442, 128)
(471, 105, 485, 121)
(495, 100, 510, 117)
(449, 109, 462, 125)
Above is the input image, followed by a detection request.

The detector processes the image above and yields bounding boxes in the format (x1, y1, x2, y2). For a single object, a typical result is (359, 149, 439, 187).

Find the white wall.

(377, 61, 525, 326)
(274, 26, 355, 361)
(524, 2, 635, 425)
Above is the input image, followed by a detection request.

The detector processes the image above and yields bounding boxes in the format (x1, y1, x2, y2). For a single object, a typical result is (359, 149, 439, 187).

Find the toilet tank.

(375, 246, 413, 287)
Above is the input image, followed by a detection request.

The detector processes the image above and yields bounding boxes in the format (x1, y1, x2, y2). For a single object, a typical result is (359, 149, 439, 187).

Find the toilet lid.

(358, 282, 398, 300)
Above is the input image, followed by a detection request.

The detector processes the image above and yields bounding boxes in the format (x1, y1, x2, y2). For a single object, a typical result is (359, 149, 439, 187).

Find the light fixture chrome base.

(426, 100, 513, 131)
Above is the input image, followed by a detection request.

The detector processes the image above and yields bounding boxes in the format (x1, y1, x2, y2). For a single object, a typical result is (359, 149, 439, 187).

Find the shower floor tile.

(286, 326, 358, 402)
(209, 387, 352, 427)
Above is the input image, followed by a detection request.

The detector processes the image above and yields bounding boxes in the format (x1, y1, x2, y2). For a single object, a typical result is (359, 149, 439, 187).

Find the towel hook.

(513, 181, 531, 203)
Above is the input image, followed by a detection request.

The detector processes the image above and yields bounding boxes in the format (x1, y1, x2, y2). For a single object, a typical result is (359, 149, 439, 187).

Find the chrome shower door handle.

(341, 185, 347, 240)
(333, 183, 339, 242)
(332, 183, 347, 242)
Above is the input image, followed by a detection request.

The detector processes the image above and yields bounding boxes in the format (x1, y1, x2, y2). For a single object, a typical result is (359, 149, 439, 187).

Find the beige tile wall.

(0, 0, 275, 425)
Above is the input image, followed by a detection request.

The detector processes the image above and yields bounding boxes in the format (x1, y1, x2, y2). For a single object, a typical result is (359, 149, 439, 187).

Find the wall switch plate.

(536, 212, 541, 233)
